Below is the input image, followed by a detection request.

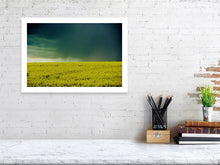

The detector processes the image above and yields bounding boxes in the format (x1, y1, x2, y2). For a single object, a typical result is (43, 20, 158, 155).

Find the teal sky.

(27, 23, 122, 62)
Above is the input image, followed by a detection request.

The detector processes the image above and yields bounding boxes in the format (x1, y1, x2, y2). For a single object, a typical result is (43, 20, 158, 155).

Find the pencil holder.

(152, 108, 167, 130)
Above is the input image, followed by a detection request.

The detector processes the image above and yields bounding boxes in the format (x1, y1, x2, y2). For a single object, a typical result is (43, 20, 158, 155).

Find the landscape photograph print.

(22, 18, 127, 93)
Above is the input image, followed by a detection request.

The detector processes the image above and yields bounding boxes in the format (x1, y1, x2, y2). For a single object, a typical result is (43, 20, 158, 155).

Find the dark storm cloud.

(27, 23, 122, 62)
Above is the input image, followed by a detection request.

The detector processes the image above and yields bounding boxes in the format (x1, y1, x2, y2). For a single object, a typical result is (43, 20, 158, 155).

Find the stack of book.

(174, 120, 220, 144)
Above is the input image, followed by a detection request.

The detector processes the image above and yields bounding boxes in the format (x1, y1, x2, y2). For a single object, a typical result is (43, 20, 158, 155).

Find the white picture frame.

(21, 18, 127, 93)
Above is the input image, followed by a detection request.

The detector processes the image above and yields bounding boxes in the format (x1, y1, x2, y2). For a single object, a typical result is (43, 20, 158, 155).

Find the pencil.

(158, 95, 163, 110)
(147, 95, 164, 125)
(164, 96, 173, 109)
(163, 96, 170, 109)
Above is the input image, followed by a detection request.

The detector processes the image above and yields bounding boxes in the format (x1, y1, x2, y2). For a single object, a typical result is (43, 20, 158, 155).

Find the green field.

(27, 62, 122, 87)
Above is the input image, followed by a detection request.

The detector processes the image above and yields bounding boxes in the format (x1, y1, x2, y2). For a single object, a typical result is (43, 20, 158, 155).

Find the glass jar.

(152, 108, 167, 130)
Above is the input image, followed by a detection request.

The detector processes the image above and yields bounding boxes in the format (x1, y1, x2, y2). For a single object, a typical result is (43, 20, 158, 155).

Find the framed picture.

(21, 18, 127, 93)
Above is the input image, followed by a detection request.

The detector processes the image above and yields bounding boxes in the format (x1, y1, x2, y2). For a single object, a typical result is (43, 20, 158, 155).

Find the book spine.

(179, 137, 220, 141)
(185, 120, 220, 128)
(179, 133, 220, 138)
(178, 126, 220, 134)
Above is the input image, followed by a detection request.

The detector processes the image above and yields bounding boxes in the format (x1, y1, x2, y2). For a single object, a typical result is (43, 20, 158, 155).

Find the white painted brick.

(0, 0, 6, 8)
(4, 8, 22, 15)
(99, 8, 127, 16)
(109, 2, 128, 8)
(22, 8, 49, 16)
(0, 0, 220, 140)
(8, 0, 33, 8)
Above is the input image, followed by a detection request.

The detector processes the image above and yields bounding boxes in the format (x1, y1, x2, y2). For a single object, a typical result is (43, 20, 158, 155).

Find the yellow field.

(27, 62, 122, 87)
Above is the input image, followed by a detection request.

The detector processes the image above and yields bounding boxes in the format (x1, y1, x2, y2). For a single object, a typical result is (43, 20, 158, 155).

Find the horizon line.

(27, 61, 122, 63)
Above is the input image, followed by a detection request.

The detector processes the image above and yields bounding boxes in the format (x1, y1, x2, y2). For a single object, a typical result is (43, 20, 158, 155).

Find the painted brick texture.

(0, 0, 220, 140)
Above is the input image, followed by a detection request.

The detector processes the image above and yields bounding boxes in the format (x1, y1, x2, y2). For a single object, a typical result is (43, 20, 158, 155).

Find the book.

(178, 137, 220, 141)
(180, 133, 220, 138)
(185, 120, 220, 128)
(178, 124, 220, 134)
(174, 136, 220, 145)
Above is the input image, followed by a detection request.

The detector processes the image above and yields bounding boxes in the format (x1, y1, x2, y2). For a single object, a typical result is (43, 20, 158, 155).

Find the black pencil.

(147, 97, 160, 125)
(149, 94, 159, 112)
(158, 95, 163, 110)
(163, 96, 170, 109)
(147, 95, 164, 125)
(161, 96, 173, 117)
(164, 96, 173, 109)
(147, 98, 159, 123)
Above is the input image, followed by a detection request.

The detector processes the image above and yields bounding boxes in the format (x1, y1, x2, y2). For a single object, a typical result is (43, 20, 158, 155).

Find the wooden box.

(146, 129, 170, 144)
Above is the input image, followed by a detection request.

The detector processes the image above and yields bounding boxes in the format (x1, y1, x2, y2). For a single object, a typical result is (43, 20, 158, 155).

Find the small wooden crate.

(146, 129, 170, 144)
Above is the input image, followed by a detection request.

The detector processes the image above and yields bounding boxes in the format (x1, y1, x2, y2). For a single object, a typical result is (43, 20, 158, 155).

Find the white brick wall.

(0, 0, 220, 139)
